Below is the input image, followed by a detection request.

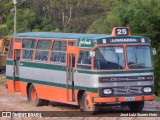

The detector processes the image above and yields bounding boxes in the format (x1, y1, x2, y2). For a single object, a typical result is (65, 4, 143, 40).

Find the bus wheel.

(43, 100, 49, 106)
(81, 92, 98, 114)
(28, 84, 43, 106)
(128, 101, 144, 112)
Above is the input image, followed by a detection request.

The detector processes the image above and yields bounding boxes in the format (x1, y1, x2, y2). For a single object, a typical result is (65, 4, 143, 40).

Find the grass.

(156, 96, 160, 102)
(0, 74, 6, 86)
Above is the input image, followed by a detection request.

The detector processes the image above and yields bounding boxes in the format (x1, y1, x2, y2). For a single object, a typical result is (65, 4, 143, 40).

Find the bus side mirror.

(152, 48, 157, 55)
(90, 51, 95, 57)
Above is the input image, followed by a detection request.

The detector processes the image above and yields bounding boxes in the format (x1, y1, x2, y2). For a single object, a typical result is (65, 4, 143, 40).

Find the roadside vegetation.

(0, 74, 6, 86)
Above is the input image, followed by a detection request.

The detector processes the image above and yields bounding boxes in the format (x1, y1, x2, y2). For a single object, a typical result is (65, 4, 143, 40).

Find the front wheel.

(28, 84, 43, 106)
(128, 101, 144, 112)
(81, 92, 98, 114)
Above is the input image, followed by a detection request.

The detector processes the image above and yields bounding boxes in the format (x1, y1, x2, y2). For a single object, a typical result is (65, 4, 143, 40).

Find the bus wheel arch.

(27, 84, 43, 106)
(27, 83, 32, 100)
(78, 90, 98, 114)
(77, 89, 86, 110)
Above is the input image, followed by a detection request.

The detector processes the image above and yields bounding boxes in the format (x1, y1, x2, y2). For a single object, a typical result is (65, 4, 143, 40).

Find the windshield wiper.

(128, 63, 145, 67)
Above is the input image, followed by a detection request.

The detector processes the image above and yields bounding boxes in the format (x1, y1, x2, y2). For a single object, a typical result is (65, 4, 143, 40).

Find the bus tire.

(43, 100, 49, 106)
(128, 101, 144, 112)
(81, 91, 98, 114)
(28, 84, 43, 106)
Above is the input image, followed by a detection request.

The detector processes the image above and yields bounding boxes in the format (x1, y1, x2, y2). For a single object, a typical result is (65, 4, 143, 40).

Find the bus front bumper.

(93, 95, 156, 103)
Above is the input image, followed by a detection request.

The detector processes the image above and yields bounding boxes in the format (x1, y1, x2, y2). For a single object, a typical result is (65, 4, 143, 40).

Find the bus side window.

(68, 42, 76, 46)
(22, 39, 36, 60)
(50, 41, 66, 63)
(35, 40, 51, 61)
(77, 50, 91, 69)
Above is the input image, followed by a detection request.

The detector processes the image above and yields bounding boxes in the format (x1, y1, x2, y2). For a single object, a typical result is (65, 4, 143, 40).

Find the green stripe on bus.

(6, 76, 19, 81)
(76, 69, 153, 74)
(21, 61, 66, 71)
(7, 60, 13, 65)
(20, 61, 154, 74)
(6, 76, 98, 93)
(7, 60, 153, 74)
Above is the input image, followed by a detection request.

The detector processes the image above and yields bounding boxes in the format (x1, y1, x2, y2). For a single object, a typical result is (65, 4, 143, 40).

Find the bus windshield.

(127, 46, 152, 69)
(94, 46, 125, 70)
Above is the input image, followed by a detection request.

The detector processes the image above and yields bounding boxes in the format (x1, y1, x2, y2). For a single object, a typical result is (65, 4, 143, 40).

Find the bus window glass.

(94, 46, 125, 70)
(37, 40, 51, 50)
(77, 50, 91, 69)
(35, 51, 49, 61)
(15, 39, 21, 43)
(50, 52, 66, 63)
(22, 50, 34, 60)
(52, 41, 66, 51)
(8, 39, 14, 59)
(127, 46, 152, 69)
(68, 42, 76, 46)
(61, 42, 66, 51)
(35, 40, 51, 61)
(22, 39, 36, 60)
(51, 41, 66, 63)
(22, 40, 36, 48)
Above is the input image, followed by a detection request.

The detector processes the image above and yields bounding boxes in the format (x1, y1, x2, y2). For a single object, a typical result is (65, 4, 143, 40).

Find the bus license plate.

(125, 97, 135, 101)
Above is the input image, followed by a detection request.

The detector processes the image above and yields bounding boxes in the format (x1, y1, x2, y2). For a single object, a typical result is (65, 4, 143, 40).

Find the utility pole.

(12, 0, 17, 34)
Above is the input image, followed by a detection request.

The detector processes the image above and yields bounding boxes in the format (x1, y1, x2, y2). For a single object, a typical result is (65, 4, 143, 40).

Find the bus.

(6, 27, 155, 113)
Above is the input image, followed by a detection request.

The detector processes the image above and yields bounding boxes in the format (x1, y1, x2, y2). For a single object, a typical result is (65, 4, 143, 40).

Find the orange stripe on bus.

(144, 95, 156, 101)
(93, 95, 155, 103)
(94, 97, 116, 103)
(6, 80, 21, 92)
(20, 82, 27, 96)
(34, 84, 79, 105)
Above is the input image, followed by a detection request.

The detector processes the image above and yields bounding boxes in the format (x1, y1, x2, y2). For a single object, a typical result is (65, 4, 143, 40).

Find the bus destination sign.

(110, 38, 138, 43)
(97, 37, 150, 44)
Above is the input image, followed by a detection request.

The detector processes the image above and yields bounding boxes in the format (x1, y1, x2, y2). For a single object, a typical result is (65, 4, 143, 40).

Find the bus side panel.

(20, 82, 27, 96)
(34, 84, 79, 105)
(6, 80, 15, 92)
(6, 60, 21, 92)
(6, 80, 20, 92)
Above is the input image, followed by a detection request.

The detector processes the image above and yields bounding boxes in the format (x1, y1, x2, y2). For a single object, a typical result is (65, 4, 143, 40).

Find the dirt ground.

(0, 74, 160, 120)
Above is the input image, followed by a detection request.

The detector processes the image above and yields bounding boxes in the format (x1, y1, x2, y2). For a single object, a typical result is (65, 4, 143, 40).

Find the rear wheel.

(28, 84, 43, 106)
(81, 92, 98, 114)
(43, 100, 49, 106)
(128, 101, 144, 112)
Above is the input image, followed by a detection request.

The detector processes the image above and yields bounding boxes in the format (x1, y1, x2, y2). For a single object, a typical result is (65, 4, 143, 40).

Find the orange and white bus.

(6, 27, 155, 113)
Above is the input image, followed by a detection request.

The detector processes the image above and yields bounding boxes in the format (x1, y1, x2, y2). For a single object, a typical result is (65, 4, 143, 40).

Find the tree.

(87, 0, 160, 96)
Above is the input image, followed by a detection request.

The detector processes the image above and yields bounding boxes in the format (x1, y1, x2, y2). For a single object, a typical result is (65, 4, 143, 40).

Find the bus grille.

(112, 86, 143, 95)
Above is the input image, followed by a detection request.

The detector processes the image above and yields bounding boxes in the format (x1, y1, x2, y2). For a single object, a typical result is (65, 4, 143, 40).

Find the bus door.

(13, 41, 22, 91)
(66, 46, 79, 102)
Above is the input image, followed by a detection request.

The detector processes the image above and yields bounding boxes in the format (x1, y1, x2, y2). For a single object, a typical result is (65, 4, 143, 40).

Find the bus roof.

(12, 32, 110, 40)
(12, 32, 150, 48)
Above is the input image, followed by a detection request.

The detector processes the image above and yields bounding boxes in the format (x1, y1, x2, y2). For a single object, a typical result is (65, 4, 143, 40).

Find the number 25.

(117, 29, 127, 35)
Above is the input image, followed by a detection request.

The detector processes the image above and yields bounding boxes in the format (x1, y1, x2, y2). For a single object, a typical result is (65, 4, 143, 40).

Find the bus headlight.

(103, 89, 112, 95)
(143, 87, 152, 93)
